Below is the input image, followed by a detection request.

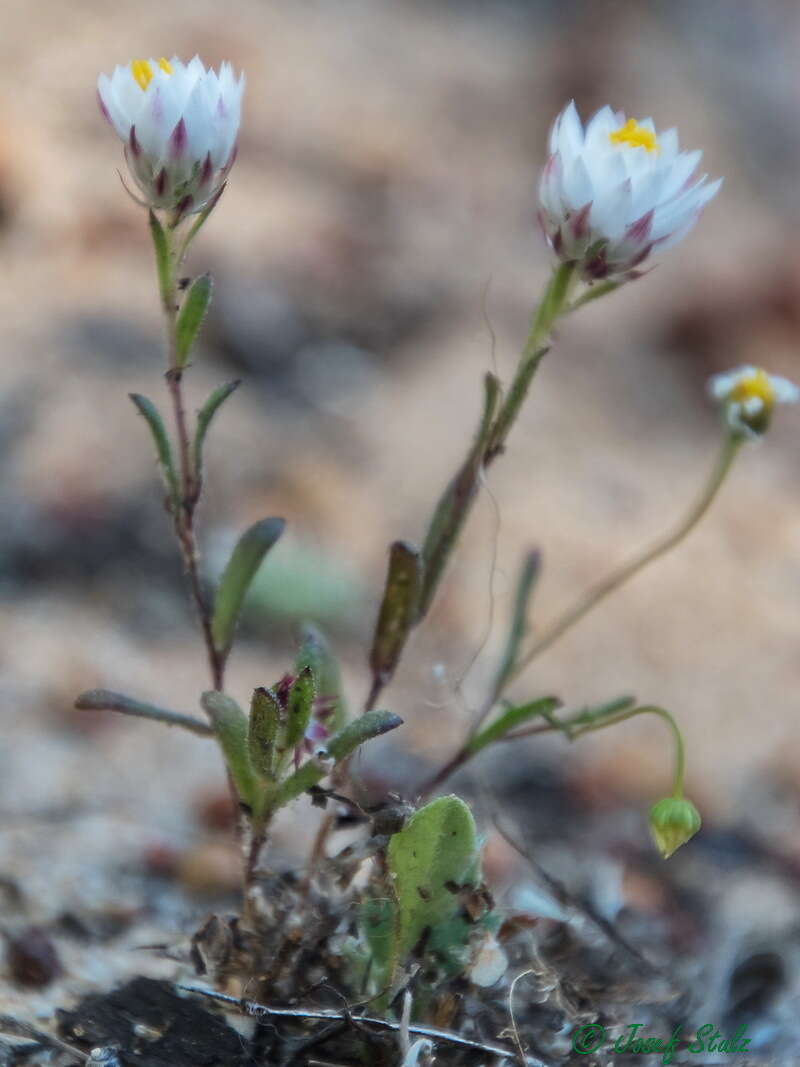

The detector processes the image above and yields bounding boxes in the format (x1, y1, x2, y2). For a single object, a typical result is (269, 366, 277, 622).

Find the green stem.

(485, 261, 576, 463)
(154, 220, 223, 691)
(510, 431, 743, 681)
(567, 704, 686, 797)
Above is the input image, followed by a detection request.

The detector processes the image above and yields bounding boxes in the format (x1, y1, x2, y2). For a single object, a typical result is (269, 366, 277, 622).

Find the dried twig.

(493, 817, 664, 978)
(179, 985, 549, 1066)
(507, 969, 535, 1065)
(0, 1014, 85, 1063)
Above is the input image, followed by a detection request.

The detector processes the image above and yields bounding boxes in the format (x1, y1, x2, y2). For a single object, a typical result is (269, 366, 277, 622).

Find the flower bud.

(708, 365, 799, 439)
(539, 102, 721, 281)
(648, 796, 701, 859)
(97, 57, 244, 216)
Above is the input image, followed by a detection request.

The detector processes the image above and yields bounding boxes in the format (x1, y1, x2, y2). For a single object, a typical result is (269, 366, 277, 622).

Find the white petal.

(771, 376, 800, 403)
(563, 154, 594, 209)
(591, 177, 633, 240)
(97, 73, 129, 138)
(554, 100, 584, 162)
(584, 106, 618, 152)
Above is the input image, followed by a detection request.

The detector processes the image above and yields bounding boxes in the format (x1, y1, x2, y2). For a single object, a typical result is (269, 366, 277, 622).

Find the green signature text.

(572, 1022, 751, 1063)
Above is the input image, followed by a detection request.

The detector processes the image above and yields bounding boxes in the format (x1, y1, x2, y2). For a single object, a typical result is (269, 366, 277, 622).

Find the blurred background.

(2, 0, 800, 1039)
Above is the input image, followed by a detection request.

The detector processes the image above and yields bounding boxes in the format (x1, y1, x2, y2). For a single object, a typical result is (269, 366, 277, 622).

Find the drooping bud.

(648, 796, 701, 859)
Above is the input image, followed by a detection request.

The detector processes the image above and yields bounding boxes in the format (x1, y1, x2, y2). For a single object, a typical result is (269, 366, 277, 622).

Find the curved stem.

(510, 431, 743, 681)
(567, 704, 686, 797)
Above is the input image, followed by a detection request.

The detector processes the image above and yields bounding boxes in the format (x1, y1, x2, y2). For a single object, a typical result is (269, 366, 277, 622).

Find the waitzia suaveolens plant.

(77, 74, 797, 1035)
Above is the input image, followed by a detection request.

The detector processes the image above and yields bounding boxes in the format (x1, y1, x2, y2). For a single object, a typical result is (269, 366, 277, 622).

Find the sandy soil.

(1, 1, 800, 1060)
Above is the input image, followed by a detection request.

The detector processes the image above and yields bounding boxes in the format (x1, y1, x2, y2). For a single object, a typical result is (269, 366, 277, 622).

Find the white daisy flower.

(539, 102, 721, 280)
(97, 56, 244, 216)
(708, 365, 799, 438)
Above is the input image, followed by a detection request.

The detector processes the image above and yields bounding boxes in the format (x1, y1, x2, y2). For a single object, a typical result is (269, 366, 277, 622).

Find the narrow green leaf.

(201, 691, 261, 809)
(284, 666, 315, 751)
(567, 279, 620, 313)
(484, 346, 549, 462)
(417, 373, 501, 620)
(466, 696, 561, 755)
(271, 757, 328, 809)
(194, 380, 241, 484)
(565, 695, 637, 736)
(490, 549, 541, 696)
(74, 689, 213, 736)
(129, 393, 179, 511)
(175, 182, 227, 263)
(211, 517, 286, 656)
(368, 541, 422, 688)
(175, 273, 213, 369)
(325, 709, 403, 762)
(270, 709, 402, 812)
(248, 687, 282, 779)
(296, 622, 348, 731)
(387, 796, 480, 962)
(148, 209, 172, 308)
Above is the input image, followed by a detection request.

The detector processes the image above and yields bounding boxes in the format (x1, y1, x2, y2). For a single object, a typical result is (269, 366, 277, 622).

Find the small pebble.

(87, 1049, 122, 1066)
(6, 926, 62, 988)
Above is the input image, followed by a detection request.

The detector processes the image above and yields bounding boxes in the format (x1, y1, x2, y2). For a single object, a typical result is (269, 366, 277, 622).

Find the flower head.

(648, 796, 701, 859)
(539, 102, 721, 281)
(709, 365, 800, 438)
(97, 56, 244, 216)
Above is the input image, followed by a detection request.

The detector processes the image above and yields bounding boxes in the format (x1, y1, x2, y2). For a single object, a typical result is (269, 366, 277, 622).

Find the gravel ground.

(2, 2, 800, 1063)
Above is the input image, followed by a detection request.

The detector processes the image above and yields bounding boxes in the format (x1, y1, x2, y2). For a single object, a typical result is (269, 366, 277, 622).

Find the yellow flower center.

(729, 368, 775, 411)
(609, 118, 659, 153)
(131, 57, 172, 91)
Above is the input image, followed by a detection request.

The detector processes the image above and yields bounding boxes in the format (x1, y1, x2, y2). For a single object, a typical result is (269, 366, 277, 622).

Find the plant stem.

(484, 260, 576, 464)
(158, 223, 224, 691)
(363, 266, 577, 720)
(424, 701, 686, 799)
(509, 430, 743, 682)
(564, 704, 686, 796)
(423, 432, 741, 796)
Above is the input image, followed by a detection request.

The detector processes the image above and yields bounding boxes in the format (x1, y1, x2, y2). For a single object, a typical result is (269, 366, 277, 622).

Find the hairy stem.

(158, 223, 224, 691)
(485, 260, 576, 464)
(364, 266, 577, 729)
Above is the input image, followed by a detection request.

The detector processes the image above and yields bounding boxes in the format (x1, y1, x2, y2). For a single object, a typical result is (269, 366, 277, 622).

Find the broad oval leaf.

(387, 795, 479, 962)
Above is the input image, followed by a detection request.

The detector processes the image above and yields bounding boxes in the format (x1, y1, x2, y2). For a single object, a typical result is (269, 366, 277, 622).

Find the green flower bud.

(648, 796, 701, 859)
